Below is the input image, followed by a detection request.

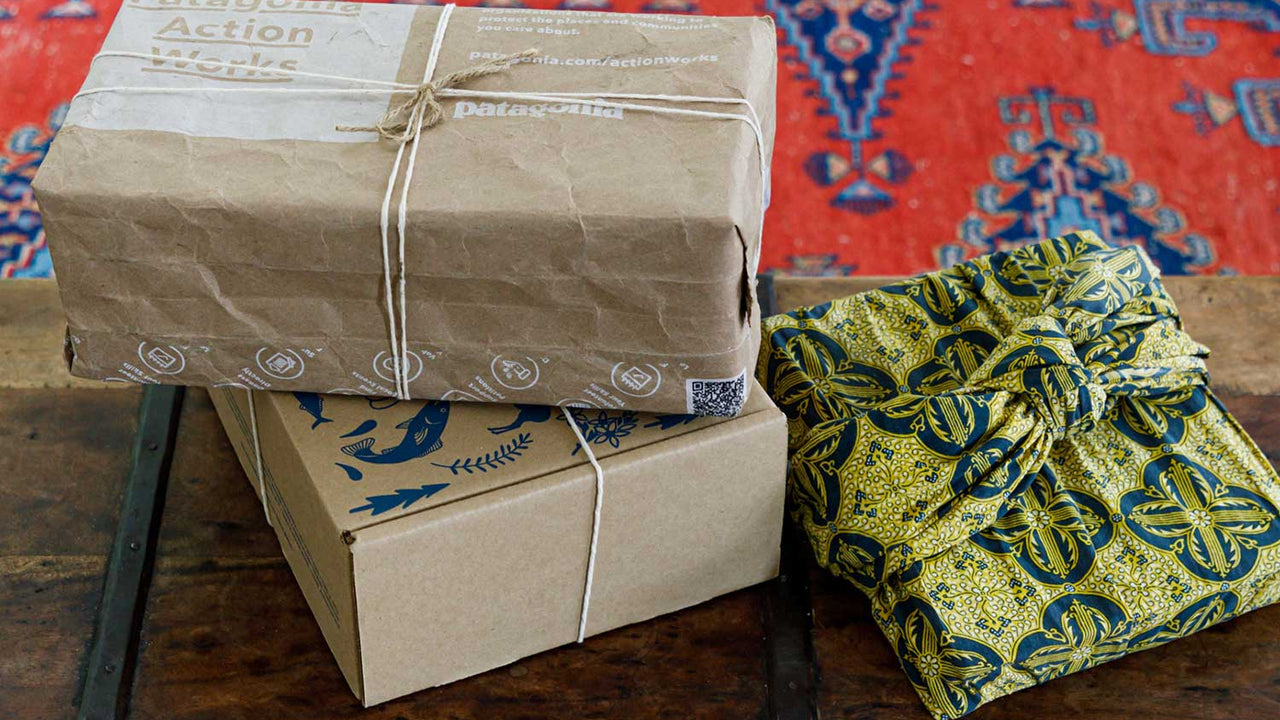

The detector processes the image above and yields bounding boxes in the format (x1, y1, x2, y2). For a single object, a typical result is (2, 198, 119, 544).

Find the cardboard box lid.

(259, 381, 774, 533)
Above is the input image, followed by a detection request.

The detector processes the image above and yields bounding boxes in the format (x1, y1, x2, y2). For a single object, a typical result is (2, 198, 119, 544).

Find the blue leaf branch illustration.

(431, 433, 533, 475)
(560, 409, 639, 455)
(349, 483, 449, 516)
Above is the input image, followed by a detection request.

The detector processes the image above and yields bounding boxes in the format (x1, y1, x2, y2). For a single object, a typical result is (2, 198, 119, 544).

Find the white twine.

(560, 408, 605, 644)
(80, 2, 769, 401)
(391, 4, 454, 399)
(245, 389, 272, 527)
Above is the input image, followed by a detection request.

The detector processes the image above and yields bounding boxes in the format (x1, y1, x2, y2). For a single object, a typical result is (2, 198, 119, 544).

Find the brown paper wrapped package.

(208, 381, 786, 704)
(35, 2, 777, 415)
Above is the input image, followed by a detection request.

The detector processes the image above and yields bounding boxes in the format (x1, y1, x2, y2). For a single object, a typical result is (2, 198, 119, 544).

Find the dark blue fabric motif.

(765, 326, 900, 427)
(1129, 591, 1240, 651)
(907, 330, 1001, 395)
(1076, 323, 1147, 369)
(973, 468, 1114, 585)
(1107, 387, 1208, 447)
(1122, 453, 1280, 582)
(891, 597, 1004, 720)
(933, 433, 1041, 528)
(978, 319, 1103, 438)
(947, 435, 1024, 503)
(972, 233, 1095, 299)
(879, 270, 981, 326)
(1045, 244, 1156, 318)
(1013, 593, 1133, 682)
(827, 530, 887, 594)
(788, 419, 859, 527)
(866, 393, 993, 458)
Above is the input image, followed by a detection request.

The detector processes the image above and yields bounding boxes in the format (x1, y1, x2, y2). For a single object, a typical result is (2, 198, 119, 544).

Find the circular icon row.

(142, 342, 665, 402)
(374, 350, 423, 385)
(138, 341, 187, 376)
(610, 362, 661, 398)
(257, 347, 305, 380)
(140, 343, 313, 383)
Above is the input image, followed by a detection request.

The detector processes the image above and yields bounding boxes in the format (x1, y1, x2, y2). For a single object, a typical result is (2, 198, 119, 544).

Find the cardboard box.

(36, 2, 777, 415)
(208, 381, 786, 704)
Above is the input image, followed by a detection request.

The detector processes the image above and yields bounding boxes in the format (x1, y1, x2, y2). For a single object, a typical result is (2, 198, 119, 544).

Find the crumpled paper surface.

(35, 3, 776, 415)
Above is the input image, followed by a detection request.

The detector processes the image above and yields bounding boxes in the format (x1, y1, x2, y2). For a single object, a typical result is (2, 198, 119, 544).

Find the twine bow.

(339, 48, 539, 143)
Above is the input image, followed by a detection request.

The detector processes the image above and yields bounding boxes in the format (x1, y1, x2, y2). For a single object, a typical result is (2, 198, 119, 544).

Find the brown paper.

(208, 381, 787, 704)
(35, 1, 777, 415)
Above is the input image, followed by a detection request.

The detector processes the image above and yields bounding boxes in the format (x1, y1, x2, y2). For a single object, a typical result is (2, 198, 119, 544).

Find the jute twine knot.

(339, 48, 539, 143)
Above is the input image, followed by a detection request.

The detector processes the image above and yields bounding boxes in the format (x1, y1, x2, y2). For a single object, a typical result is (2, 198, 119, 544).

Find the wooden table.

(3, 277, 1280, 720)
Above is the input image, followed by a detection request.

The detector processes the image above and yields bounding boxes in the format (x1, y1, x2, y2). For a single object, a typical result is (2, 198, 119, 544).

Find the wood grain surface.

(0, 280, 115, 390)
(0, 388, 141, 719)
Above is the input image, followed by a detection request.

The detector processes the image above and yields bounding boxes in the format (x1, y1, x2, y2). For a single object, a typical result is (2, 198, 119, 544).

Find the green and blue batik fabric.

(758, 231, 1280, 719)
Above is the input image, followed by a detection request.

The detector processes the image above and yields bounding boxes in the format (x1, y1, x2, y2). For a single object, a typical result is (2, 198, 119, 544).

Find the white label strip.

(66, 0, 417, 143)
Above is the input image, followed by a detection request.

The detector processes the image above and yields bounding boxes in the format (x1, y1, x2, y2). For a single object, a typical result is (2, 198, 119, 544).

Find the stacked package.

(36, 0, 776, 416)
(38, 1, 786, 705)
(210, 385, 785, 703)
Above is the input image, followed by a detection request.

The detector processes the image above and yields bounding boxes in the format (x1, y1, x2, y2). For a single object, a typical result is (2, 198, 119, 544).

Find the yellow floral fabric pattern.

(758, 232, 1280, 719)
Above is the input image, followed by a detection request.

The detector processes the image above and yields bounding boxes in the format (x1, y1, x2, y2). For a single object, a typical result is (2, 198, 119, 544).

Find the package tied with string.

(209, 380, 786, 705)
(34, 1, 777, 415)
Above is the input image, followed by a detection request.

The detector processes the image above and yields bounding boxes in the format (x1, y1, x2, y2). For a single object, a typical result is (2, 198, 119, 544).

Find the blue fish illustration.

(340, 419, 377, 438)
(335, 463, 363, 481)
(488, 404, 553, 434)
(341, 401, 450, 464)
(294, 392, 333, 430)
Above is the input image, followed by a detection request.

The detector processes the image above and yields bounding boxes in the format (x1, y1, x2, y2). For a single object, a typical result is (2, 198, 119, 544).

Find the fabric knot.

(968, 315, 1106, 441)
(338, 48, 538, 143)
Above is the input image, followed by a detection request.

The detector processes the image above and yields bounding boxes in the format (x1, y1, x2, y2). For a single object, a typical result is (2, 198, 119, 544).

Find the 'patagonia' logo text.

(453, 100, 623, 120)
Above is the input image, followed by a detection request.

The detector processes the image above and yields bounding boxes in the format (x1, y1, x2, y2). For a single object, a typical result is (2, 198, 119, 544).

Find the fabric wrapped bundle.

(758, 231, 1280, 719)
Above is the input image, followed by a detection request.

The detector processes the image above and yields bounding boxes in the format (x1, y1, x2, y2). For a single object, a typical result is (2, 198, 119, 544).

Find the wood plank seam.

(77, 386, 185, 720)
(763, 522, 821, 720)
(760, 272, 821, 720)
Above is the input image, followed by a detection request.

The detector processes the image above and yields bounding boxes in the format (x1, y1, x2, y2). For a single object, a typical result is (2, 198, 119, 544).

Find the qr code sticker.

(686, 371, 747, 416)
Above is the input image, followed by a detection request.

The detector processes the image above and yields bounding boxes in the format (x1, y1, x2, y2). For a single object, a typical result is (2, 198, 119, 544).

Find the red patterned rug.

(3, 0, 1279, 278)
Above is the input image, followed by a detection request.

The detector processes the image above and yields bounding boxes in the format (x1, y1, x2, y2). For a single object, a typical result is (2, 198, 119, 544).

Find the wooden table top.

(3, 277, 1279, 720)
